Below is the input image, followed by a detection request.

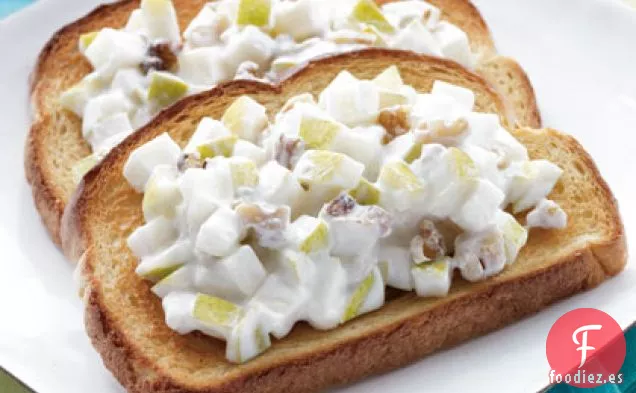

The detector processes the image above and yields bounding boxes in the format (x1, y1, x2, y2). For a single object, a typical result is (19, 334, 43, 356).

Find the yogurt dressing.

(123, 66, 567, 363)
(61, 0, 476, 179)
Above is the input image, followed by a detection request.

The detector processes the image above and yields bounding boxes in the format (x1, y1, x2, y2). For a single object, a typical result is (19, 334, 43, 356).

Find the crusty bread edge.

(80, 245, 618, 393)
(478, 57, 542, 129)
(26, 0, 139, 246)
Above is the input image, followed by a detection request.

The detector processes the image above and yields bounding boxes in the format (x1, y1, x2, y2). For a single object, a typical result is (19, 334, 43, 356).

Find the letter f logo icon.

(572, 324, 602, 368)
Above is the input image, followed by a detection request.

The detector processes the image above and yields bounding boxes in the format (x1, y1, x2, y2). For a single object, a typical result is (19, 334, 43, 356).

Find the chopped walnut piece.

(177, 153, 204, 172)
(236, 203, 290, 248)
(422, 9, 433, 22)
(378, 106, 411, 144)
(141, 41, 179, 74)
(235, 61, 266, 81)
(363, 205, 393, 237)
(416, 117, 468, 146)
(325, 193, 357, 217)
(274, 134, 305, 169)
(410, 219, 448, 263)
(436, 219, 462, 253)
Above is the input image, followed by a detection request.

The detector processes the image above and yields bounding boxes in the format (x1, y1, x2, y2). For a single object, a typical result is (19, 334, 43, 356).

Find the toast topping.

(123, 67, 566, 363)
(62, 0, 476, 181)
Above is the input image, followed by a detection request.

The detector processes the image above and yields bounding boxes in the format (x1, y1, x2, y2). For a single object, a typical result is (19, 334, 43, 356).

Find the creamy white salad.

(123, 66, 567, 363)
(61, 0, 476, 182)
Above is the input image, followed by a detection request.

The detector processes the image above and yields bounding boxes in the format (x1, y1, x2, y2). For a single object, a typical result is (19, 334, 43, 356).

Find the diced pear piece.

(195, 206, 243, 257)
(125, 9, 146, 32)
(112, 68, 146, 103)
(192, 293, 242, 330)
(349, 178, 380, 205)
(147, 72, 188, 107)
(232, 140, 267, 166)
(334, 127, 384, 179)
(376, 160, 425, 211)
(178, 47, 229, 86)
(318, 71, 380, 126)
(257, 161, 304, 210)
(142, 165, 182, 220)
(220, 246, 267, 297)
(79, 31, 99, 53)
(270, 58, 299, 75)
(326, 29, 377, 45)
(381, 0, 441, 29)
(298, 116, 341, 150)
(389, 19, 442, 57)
(236, 0, 271, 27)
(59, 73, 104, 116)
(384, 133, 422, 164)
(293, 150, 364, 190)
(411, 257, 452, 297)
(223, 26, 275, 72)
(506, 160, 563, 213)
(252, 275, 307, 339)
(184, 118, 231, 153)
(351, 0, 395, 33)
(123, 133, 181, 192)
(221, 95, 268, 143)
(449, 147, 477, 179)
(273, 249, 316, 285)
(342, 267, 384, 322)
(360, 24, 388, 46)
(82, 90, 132, 138)
(378, 246, 413, 290)
(226, 309, 271, 363)
(495, 211, 528, 264)
(434, 21, 474, 69)
(320, 196, 392, 257)
(152, 266, 195, 299)
(184, 5, 231, 47)
(136, 240, 193, 281)
(127, 216, 177, 258)
(306, 256, 348, 329)
(526, 198, 567, 229)
(450, 179, 504, 232)
(431, 80, 475, 113)
(179, 165, 233, 204)
(87, 112, 134, 151)
(84, 29, 147, 79)
(197, 135, 238, 159)
(139, 263, 183, 283)
(411, 145, 479, 218)
(229, 157, 259, 189)
(141, 0, 181, 43)
(272, 0, 326, 40)
(372, 65, 403, 90)
(289, 215, 331, 254)
(71, 154, 99, 185)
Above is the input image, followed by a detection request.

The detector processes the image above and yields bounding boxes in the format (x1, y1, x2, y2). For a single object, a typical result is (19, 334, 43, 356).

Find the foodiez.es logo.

(546, 308, 626, 388)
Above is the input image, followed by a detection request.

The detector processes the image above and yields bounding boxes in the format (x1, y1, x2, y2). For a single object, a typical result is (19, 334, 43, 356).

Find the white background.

(0, 0, 635, 392)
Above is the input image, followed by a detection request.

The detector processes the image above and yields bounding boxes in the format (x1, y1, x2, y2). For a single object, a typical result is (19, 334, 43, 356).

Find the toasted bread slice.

(61, 51, 625, 393)
(26, 0, 540, 246)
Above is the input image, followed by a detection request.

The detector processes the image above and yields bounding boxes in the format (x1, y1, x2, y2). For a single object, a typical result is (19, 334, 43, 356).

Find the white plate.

(0, 1, 635, 392)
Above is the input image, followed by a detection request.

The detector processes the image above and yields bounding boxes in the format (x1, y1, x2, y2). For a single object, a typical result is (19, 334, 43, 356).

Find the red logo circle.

(546, 308, 626, 387)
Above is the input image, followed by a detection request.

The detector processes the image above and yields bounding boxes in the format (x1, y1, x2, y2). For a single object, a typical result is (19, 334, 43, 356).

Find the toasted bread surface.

(26, 0, 540, 245)
(61, 54, 625, 393)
